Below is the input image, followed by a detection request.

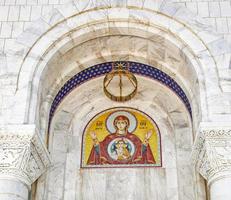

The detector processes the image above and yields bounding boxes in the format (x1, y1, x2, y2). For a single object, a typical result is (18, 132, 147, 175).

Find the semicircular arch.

(12, 2, 229, 136)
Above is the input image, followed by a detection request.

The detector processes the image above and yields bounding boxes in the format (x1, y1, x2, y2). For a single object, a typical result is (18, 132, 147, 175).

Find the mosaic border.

(48, 61, 192, 131)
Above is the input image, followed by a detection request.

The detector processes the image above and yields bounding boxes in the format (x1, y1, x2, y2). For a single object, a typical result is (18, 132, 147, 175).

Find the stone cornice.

(192, 122, 231, 185)
(0, 125, 51, 187)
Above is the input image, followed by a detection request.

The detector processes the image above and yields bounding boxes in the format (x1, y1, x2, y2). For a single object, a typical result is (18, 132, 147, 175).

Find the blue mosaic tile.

(48, 62, 192, 131)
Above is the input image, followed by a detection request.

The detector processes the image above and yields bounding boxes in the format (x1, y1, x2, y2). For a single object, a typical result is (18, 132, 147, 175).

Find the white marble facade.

(35, 77, 202, 200)
(0, 0, 230, 200)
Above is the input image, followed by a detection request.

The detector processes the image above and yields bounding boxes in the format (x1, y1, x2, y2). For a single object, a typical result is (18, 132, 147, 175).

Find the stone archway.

(1, 0, 230, 200)
(12, 0, 229, 131)
(37, 73, 204, 200)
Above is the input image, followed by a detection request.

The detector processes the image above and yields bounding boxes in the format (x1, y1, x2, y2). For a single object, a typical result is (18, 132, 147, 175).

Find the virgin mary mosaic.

(81, 108, 162, 168)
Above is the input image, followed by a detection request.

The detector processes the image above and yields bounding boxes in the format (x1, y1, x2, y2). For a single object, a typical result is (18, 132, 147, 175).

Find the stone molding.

(192, 123, 231, 185)
(0, 125, 51, 187)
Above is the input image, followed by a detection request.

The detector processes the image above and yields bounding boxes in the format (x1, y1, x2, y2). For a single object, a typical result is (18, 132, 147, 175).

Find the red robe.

(87, 133, 155, 165)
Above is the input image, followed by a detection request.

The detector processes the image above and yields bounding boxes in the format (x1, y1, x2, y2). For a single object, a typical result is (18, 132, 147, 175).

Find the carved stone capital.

(192, 122, 231, 185)
(0, 125, 51, 187)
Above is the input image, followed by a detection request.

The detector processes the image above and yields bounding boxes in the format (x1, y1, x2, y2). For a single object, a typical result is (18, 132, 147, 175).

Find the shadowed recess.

(48, 61, 192, 131)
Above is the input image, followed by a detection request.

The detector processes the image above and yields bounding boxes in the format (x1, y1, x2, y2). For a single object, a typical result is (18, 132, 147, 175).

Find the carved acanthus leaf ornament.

(192, 124, 231, 184)
(0, 125, 51, 186)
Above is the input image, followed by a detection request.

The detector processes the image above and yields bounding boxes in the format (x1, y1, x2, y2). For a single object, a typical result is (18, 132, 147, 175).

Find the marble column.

(192, 122, 231, 200)
(0, 125, 51, 200)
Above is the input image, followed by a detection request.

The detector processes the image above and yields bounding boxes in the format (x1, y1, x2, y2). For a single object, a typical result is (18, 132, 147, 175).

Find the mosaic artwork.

(81, 108, 162, 168)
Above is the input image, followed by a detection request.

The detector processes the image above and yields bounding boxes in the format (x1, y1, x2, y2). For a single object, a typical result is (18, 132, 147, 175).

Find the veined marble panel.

(35, 76, 203, 200)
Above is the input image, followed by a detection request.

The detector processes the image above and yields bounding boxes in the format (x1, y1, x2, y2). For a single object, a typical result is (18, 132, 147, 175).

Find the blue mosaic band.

(48, 61, 192, 131)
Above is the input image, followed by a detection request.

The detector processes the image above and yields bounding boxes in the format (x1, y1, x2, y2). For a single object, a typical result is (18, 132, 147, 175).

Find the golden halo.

(106, 110, 137, 133)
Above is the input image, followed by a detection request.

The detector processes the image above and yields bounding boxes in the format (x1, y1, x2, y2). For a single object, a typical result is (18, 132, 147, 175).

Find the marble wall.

(34, 77, 206, 200)
(0, 0, 230, 199)
(1, 0, 230, 129)
(35, 33, 202, 142)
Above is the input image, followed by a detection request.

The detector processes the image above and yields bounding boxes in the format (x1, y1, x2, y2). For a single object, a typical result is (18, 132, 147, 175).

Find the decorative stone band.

(192, 123, 231, 185)
(49, 61, 192, 132)
(0, 125, 51, 187)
